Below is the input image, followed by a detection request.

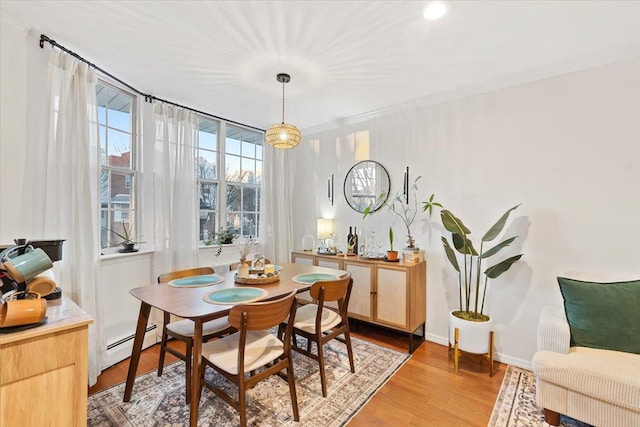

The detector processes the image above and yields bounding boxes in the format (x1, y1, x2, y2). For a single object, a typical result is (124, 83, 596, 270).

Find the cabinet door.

(375, 267, 408, 329)
(317, 258, 341, 269)
(345, 262, 372, 320)
(291, 253, 314, 265)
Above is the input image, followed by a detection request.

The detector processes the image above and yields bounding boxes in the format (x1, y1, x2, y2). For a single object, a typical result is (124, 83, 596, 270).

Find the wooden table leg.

(189, 319, 204, 427)
(123, 302, 151, 402)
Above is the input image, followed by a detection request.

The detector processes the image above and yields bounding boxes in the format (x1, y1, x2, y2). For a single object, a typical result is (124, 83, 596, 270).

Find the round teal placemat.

(292, 273, 338, 284)
(203, 287, 268, 305)
(168, 275, 224, 288)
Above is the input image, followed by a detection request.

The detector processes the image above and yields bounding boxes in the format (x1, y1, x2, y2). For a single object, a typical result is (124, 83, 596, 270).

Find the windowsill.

(199, 243, 235, 250)
(100, 248, 154, 261)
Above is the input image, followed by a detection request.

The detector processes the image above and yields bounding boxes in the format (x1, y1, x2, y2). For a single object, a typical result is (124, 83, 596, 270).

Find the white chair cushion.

(166, 317, 230, 337)
(202, 330, 284, 375)
(293, 304, 341, 334)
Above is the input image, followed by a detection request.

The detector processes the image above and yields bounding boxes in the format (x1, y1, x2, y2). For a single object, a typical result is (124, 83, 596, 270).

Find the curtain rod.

(39, 34, 265, 132)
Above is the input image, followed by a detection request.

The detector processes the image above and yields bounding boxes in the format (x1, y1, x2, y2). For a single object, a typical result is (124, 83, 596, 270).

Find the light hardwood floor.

(89, 320, 506, 426)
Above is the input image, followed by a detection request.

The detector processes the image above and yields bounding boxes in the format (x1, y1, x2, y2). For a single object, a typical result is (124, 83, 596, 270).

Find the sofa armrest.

(537, 305, 570, 354)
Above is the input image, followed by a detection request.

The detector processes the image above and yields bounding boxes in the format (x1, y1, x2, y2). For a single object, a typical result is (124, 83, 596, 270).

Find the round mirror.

(343, 161, 390, 213)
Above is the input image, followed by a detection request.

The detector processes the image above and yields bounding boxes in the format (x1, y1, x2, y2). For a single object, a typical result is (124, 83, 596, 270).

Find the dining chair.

(279, 275, 355, 397)
(199, 290, 299, 427)
(157, 266, 235, 403)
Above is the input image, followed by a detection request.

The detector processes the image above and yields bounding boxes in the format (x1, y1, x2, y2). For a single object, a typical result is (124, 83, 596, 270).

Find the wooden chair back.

(157, 266, 214, 283)
(309, 276, 351, 302)
(229, 290, 296, 331)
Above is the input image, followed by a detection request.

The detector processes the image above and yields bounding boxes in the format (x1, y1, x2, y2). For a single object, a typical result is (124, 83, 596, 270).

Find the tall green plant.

(388, 227, 394, 252)
(440, 204, 523, 321)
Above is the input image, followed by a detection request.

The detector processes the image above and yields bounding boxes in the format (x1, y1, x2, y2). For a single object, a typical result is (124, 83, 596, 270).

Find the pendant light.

(265, 73, 301, 149)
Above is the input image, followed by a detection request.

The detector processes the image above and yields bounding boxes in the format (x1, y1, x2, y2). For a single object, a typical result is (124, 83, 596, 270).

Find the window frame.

(97, 80, 140, 252)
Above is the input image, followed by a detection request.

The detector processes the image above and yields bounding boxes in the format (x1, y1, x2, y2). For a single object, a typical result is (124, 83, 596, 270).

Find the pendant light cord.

(281, 81, 286, 124)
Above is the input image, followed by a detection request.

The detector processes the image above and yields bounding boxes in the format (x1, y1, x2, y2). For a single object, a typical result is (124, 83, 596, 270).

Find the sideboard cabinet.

(291, 250, 426, 352)
(0, 296, 92, 426)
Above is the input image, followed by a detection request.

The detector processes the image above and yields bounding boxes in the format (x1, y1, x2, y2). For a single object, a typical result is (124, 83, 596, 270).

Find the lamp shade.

(265, 123, 301, 149)
(316, 219, 334, 240)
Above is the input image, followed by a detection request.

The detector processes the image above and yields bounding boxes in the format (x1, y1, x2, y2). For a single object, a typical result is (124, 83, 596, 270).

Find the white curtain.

(260, 144, 296, 264)
(23, 50, 105, 385)
(153, 104, 199, 278)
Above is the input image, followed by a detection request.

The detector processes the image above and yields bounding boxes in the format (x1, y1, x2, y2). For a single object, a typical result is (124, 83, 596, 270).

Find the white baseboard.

(425, 333, 532, 371)
(102, 327, 158, 370)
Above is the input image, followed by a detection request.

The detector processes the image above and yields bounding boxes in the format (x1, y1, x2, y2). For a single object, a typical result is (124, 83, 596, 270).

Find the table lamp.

(316, 218, 334, 254)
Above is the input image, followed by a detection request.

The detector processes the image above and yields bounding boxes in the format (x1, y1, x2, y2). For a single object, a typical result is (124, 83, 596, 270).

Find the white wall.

(293, 58, 640, 367)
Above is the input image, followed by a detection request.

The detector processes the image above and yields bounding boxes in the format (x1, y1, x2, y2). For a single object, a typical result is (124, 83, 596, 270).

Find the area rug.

(488, 365, 593, 427)
(88, 335, 409, 426)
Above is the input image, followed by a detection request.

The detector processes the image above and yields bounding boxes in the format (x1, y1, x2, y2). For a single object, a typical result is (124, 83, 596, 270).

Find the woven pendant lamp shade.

(266, 123, 301, 149)
(265, 73, 301, 149)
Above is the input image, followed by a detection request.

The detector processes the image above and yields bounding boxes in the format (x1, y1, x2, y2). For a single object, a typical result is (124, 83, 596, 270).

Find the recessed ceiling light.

(423, 1, 449, 21)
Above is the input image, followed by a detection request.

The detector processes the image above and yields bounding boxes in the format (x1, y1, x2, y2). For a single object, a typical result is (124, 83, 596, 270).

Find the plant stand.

(448, 327, 495, 376)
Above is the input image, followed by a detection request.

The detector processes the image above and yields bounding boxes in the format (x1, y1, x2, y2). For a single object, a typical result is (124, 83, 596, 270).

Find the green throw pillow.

(557, 277, 640, 354)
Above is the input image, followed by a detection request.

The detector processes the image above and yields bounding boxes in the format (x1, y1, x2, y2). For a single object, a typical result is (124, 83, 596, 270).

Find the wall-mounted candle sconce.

(328, 174, 334, 206)
(403, 166, 409, 204)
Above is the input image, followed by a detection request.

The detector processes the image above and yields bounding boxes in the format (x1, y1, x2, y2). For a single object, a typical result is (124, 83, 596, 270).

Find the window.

(225, 125, 262, 238)
(196, 119, 263, 242)
(97, 82, 137, 249)
(197, 117, 219, 242)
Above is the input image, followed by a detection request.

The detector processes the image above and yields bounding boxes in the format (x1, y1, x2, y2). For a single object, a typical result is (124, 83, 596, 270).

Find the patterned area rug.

(488, 365, 593, 427)
(88, 335, 409, 426)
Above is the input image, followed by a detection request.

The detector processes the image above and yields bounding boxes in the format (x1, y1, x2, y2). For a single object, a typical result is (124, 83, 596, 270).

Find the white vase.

(448, 310, 493, 354)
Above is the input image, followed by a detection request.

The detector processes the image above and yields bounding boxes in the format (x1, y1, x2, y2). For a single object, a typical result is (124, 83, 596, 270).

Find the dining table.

(123, 262, 348, 427)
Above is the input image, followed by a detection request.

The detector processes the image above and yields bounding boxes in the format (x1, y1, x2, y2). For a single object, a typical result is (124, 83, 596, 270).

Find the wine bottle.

(354, 227, 359, 255)
(347, 226, 354, 255)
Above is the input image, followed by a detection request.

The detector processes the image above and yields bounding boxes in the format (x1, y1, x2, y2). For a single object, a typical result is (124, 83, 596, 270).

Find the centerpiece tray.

(234, 271, 280, 285)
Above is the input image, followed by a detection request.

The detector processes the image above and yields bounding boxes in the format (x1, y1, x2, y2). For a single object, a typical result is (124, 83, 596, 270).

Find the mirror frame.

(343, 160, 390, 213)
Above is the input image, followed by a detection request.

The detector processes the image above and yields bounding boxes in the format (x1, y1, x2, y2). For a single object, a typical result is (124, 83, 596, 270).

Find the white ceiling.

(2, 1, 640, 132)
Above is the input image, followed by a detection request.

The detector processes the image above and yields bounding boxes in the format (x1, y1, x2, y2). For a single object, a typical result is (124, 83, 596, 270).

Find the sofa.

(532, 304, 640, 426)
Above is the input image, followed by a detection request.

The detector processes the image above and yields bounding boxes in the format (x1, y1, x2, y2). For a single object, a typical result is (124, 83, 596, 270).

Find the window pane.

(225, 154, 241, 182)
(100, 210, 109, 248)
(226, 213, 241, 236)
(100, 171, 109, 208)
(108, 92, 132, 132)
(243, 186, 256, 211)
(99, 126, 107, 165)
(241, 158, 255, 183)
(225, 136, 241, 156)
(107, 129, 132, 167)
(255, 160, 262, 184)
(199, 183, 217, 209)
(256, 144, 263, 160)
(198, 119, 218, 151)
(197, 150, 217, 180)
(242, 213, 257, 236)
(242, 141, 255, 158)
(227, 184, 241, 211)
(199, 211, 216, 242)
(110, 170, 134, 210)
(97, 106, 106, 125)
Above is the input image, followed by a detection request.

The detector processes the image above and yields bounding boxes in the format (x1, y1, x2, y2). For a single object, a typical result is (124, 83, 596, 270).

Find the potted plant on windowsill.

(439, 204, 523, 358)
(107, 221, 145, 253)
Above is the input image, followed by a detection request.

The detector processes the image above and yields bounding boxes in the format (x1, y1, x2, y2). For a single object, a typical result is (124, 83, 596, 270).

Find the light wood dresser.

(291, 250, 426, 352)
(0, 296, 92, 426)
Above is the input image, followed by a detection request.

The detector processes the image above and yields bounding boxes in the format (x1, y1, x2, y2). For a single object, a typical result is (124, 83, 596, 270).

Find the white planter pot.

(448, 310, 493, 354)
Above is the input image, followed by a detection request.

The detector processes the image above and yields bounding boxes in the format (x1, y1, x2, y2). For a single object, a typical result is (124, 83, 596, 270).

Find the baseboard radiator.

(103, 323, 158, 370)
